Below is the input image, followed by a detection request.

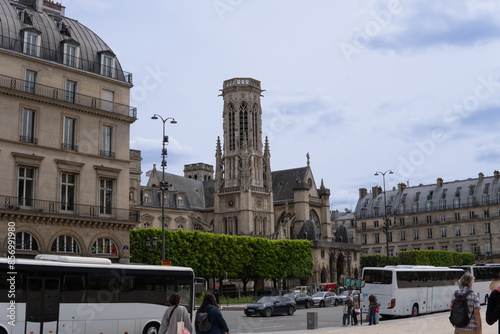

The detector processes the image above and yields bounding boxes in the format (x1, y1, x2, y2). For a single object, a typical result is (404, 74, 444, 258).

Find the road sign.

(162, 260, 171, 266)
(345, 278, 351, 287)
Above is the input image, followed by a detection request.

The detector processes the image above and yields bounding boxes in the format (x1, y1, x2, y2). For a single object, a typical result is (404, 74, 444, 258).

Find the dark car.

(283, 292, 314, 309)
(244, 296, 296, 317)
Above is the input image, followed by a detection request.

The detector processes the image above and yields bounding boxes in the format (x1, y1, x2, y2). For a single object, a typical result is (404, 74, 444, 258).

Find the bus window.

(166, 278, 192, 309)
(363, 270, 392, 284)
(136, 275, 167, 305)
(62, 274, 86, 303)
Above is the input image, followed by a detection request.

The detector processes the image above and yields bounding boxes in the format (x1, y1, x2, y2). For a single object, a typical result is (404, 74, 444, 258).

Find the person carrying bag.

(195, 292, 230, 334)
(159, 292, 193, 334)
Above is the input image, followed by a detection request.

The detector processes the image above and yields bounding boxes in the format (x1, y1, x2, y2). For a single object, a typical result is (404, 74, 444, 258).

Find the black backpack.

(196, 306, 212, 332)
(449, 290, 473, 327)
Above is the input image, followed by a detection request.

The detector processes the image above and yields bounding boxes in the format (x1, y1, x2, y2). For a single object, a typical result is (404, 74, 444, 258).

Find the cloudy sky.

(65, 0, 500, 212)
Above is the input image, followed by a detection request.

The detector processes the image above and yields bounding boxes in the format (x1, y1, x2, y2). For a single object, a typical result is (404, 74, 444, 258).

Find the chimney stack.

(398, 183, 406, 192)
(494, 170, 500, 180)
(359, 188, 367, 199)
(437, 178, 443, 187)
(479, 172, 484, 182)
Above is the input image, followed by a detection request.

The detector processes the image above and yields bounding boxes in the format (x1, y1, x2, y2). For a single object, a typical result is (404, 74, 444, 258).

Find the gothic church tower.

(214, 78, 274, 236)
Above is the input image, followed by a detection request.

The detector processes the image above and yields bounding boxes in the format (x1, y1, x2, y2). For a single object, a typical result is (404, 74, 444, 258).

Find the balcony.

(0, 195, 140, 223)
(0, 33, 133, 84)
(0, 73, 137, 119)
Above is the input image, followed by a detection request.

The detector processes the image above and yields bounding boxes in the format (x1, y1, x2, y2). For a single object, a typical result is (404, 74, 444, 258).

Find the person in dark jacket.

(196, 292, 230, 334)
(486, 282, 500, 333)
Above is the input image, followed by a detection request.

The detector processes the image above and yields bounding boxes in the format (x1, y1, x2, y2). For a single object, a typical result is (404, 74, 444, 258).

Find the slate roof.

(355, 174, 500, 218)
(145, 172, 215, 210)
(297, 220, 322, 241)
(272, 167, 308, 202)
(0, 0, 127, 81)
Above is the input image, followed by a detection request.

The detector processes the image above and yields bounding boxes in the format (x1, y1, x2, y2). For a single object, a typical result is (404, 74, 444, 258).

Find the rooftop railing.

(0, 73, 137, 119)
(0, 195, 140, 223)
(0, 33, 133, 84)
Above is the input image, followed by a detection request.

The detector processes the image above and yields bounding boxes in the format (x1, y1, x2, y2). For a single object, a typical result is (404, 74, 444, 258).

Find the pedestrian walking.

(196, 292, 230, 334)
(342, 295, 354, 326)
(368, 294, 378, 325)
(486, 280, 500, 333)
(159, 292, 193, 334)
(450, 273, 482, 334)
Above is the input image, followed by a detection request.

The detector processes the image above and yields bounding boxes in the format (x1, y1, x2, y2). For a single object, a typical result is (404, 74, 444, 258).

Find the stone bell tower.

(214, 78, 274, 237)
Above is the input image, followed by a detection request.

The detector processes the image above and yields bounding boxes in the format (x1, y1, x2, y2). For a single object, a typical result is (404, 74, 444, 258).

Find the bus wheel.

(0, 327, 7, 334)
(143, 322, 160, 334)
(411, 304, 419, 317)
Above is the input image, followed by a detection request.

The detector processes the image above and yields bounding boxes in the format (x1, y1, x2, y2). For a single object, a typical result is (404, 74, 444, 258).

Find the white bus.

(0, 255, 195, 334)
(361, 266, 464, 318)
(453, 264, 500, 304)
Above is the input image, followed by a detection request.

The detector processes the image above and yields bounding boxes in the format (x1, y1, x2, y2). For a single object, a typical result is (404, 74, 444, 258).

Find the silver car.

(311, 291, 337, 307)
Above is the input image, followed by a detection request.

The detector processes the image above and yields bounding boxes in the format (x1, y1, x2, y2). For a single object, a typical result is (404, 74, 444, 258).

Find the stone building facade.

(356, 172, 499, 263)
(138, 78, 360, 287)
(0, 0, 138, 263)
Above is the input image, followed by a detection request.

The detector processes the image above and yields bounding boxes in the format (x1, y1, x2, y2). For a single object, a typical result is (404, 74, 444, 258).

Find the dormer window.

(99, 51, 116, 78)
(62, 41, 80, 68)
(23, 30, 41, 57)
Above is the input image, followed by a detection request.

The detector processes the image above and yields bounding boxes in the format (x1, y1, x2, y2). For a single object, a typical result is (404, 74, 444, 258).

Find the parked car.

(293, 285, 308, 293)
(283, 292, 314, 309)
(244, 296, 296, 317)
(311, 291, 337, 307)
(333, 290, 361, 306)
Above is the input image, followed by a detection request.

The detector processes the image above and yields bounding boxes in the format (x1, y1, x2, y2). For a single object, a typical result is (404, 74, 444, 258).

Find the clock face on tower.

(256, 200, 262, 207)
(228, 200, 234, 207)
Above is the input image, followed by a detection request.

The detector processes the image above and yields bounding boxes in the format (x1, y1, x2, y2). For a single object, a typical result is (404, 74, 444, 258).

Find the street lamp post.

(375, 170, 393, 266)
(151, 114, 177, 262)
(145, 236, 158, 265)
(488, 194, 493, 263)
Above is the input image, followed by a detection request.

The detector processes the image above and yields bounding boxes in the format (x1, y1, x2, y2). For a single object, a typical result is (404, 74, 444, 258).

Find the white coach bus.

(361, 266, 464, 318)
(0, 255, 195, 334)
(453, 264, 500, 304)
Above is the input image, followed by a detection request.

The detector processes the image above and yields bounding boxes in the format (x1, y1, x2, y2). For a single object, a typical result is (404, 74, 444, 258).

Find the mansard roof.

(355, 172, 500, 218)
(0, 0, 129, 82)
(144, 170, 214, 210)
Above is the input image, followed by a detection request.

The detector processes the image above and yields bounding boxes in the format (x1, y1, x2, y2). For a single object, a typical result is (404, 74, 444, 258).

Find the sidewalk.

(246, 309, 497, 334)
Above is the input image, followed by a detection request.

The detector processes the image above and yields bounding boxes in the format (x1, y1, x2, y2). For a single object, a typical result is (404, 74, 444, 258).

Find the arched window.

(177, 195, 184, 207)
(51, 235, 80, 253)
(144, 192, 150, 204)
(91, 237, 118, 256)
(16, 231, 39, 251)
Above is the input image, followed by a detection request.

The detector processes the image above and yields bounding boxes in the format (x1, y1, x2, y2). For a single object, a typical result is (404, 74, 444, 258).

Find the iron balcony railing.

(0, 73, 137, 119)
(0, 195, 140, 223)
(0, 33, 133, 84)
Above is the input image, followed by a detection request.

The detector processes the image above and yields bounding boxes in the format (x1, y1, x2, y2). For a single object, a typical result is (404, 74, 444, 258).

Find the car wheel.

(288, 306, 295, 315)
(265, 308, 272, 317)
(305, 301, 311, 309)
(334, 299, 339, 306)
(320, 300, 325, 307)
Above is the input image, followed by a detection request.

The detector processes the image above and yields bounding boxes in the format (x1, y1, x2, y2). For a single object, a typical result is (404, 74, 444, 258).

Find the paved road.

(221, 305, 499, 334)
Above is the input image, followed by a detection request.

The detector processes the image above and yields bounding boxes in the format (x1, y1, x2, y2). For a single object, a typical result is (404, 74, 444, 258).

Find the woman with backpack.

(486, 280, 500, 333)
(450, 273, 482, 334)
(195, 292, 230, 334)
(159, 292, 193, 334)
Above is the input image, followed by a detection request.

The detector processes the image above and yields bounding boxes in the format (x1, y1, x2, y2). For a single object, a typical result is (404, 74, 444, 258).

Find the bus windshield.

(363, 269, 392, 284)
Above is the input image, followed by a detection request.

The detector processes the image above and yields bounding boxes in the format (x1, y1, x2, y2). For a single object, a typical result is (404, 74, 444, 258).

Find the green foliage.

(130, 229, 314, 282)
(360, 250, 476, 269)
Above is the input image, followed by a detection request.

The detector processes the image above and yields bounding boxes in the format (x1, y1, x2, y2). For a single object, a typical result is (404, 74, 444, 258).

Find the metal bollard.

(307, 312, 318, 330)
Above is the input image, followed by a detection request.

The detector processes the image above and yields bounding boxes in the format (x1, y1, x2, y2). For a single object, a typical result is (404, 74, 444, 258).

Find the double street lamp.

(375, 170, 393, 266)
(145, 236, 158, 265)
(151, 114, 177, 262)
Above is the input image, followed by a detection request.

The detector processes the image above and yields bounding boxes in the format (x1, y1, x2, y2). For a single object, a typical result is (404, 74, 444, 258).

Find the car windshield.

(340, 291, 350, 296)
(283, 293, 295, 299)
(312, 292, 325, 297)
(257, 296, 275, 303)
